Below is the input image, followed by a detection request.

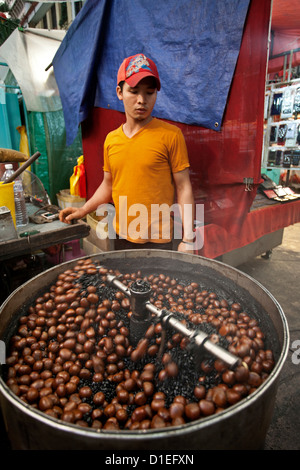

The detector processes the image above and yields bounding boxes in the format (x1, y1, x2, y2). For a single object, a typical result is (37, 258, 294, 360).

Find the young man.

(59, 53, 195, 252)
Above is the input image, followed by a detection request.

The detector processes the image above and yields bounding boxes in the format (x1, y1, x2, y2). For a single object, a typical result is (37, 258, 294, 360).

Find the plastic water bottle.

(1, 163, 28, 227)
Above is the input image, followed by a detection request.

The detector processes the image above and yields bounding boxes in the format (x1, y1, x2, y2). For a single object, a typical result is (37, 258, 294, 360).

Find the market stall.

(51, 0, 300, 264)
(0, 0, 296, 452)
(1, 0, 298, 267)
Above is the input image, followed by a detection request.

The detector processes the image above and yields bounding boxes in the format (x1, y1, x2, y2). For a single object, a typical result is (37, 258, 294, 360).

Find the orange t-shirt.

(103, 118, 190, 243)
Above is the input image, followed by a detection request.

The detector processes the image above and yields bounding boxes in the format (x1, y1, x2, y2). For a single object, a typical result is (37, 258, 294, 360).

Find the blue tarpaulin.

(53, 0, 250, 145)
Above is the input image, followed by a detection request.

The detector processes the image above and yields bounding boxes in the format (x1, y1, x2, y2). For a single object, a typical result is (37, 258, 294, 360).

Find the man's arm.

(59, 171, 113, 224)
(173, 168, 195, 252)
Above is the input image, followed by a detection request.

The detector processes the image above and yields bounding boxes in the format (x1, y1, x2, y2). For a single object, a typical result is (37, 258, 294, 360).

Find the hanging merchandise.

(277, 123, 288, 144)
(297, 123, 300, 145)
(293, 87, 300, 115)
(1, 164, 28, 227)
(263, 80, 300, 174)
(17, 126, 32, 193)
(285, 122, 297, 147)
(281, 87, 294, 119)
(275, 150, 283, 166)
(17, 126, 30, 157)
(70, 155, 86, 198)
(271, 92, 283, 116)
(269, 125, 278, 143)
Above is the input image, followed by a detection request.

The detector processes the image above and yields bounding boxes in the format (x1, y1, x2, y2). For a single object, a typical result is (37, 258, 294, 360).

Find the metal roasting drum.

(0, 250, 289, 450)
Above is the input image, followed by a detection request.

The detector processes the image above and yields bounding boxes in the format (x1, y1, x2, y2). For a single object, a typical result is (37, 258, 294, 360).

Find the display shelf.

(263, 79, 300, 172)
(265, 166, 300, 173)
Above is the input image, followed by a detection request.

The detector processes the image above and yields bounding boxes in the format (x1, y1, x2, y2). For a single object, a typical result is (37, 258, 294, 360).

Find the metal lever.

(104, 272, 241, 369)
(146, 298, 241, 370)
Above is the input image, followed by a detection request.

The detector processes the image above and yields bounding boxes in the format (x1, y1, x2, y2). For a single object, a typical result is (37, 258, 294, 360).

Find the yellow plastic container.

(0, 181, 16, 227)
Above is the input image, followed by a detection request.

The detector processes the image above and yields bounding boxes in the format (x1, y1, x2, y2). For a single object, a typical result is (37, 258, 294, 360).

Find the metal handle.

(104, 270, 242, 369)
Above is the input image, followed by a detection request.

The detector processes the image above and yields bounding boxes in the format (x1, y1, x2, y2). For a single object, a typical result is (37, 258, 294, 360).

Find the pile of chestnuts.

(4, 258, 275, 431)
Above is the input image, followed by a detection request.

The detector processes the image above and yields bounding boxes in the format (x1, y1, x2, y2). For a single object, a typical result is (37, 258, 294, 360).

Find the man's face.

(116, 77, 157, 124)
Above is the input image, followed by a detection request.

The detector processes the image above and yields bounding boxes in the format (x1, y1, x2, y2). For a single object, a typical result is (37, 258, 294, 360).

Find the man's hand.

(59, 172, 113, 225)
(59, 207, 86, 224)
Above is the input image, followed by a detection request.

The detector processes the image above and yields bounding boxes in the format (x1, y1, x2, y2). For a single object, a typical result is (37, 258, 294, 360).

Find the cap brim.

(125, 71, 161, 91)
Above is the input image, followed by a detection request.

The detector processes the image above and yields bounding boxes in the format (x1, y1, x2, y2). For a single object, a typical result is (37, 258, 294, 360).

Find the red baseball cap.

(117, 53, 161, 91)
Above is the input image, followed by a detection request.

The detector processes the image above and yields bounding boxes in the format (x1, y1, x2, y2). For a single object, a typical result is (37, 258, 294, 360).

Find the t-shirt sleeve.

(169, 128, 190, 173)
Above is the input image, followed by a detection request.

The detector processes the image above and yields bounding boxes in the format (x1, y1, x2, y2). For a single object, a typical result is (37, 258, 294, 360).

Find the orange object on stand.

(70, 155, 86, 199)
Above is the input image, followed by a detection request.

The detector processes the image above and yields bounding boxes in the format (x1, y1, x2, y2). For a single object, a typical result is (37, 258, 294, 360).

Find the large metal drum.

(0, 250, 289, 450)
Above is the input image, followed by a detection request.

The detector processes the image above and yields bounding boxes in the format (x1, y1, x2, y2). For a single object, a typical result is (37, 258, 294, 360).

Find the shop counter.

(197, 194, 300, 266)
